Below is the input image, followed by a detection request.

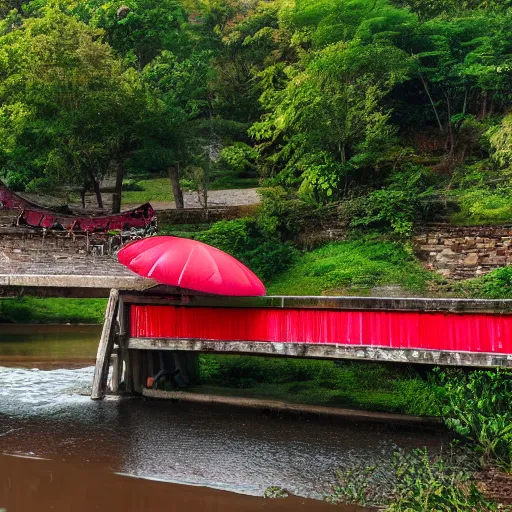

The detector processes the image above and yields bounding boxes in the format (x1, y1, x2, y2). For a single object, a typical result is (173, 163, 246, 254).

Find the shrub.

(122, 179, 144, 191)
(25, 177, 55, 193)
(434, 369, 512, 470)
(196, 218, 298, 281)
(465, 267, 512, 299)
(387, 448, 502, 512)
(348, 166, 434, 237)
(452, 187, 512, 224)
(327, 448, 504, 511)
(256, 186, 331, 242)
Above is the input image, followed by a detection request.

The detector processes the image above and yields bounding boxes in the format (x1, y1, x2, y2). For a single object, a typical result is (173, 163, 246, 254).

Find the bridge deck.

(0, 273, 158, 297)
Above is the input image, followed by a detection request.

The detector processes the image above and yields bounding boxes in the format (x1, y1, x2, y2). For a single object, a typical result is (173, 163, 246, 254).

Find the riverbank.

(0, 297, 107, 324)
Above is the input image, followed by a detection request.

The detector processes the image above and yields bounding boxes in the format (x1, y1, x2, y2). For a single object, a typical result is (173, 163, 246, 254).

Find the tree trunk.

(419, 73, 443, 132)
(80, 187, 86, 209)
(92, 178, 104, 210)
(445, 92, 454, 156)
(481, 91, 488, 119)
(168, 165, 184, 209)
(112, 159, 124, 214)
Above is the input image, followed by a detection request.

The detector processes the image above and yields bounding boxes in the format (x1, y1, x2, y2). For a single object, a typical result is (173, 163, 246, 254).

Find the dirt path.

(124, 188, 261, 211)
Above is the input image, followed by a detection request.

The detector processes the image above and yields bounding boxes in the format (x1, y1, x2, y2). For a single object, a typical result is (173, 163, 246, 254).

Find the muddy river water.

(0, 324, 446, 512)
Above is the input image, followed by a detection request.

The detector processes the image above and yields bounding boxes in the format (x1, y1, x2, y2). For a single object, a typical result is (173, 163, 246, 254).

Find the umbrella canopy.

(118, 236, 266, 296)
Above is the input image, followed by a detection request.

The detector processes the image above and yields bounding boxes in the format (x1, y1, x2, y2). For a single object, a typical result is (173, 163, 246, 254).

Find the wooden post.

(91, 288, 119, 400)
(109, 351, 122, 393)
(131, 350, 142, 393)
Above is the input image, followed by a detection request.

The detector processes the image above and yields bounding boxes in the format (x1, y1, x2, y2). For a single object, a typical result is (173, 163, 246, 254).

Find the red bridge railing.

(123, 294, 512, 368)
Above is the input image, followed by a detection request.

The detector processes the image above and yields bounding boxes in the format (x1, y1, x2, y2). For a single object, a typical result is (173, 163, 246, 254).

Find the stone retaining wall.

(414, 224, 512, 279)
(157, 205, 258, 225)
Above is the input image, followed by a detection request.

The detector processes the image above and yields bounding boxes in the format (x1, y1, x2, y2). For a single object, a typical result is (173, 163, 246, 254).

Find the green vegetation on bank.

(326, 368, 512, 510)
(121, 178, 174, 206)
(0, 298, 107, 324)
(198, 355, 438, 416)
(267, 239, 433, 296)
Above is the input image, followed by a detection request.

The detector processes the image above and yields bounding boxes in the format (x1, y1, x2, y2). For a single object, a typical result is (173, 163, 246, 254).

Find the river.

(0, 324, 447, 511)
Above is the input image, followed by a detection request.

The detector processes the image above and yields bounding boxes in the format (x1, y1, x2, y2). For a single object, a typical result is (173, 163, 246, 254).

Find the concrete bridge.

(2, 273, 512, 399)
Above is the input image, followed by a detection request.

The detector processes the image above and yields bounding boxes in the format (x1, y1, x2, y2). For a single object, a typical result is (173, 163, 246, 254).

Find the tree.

(250, 40, 410, 201)
(0, 7, 143, 208)
(81, 0, 188, 71)
(130, 49, 211, 208)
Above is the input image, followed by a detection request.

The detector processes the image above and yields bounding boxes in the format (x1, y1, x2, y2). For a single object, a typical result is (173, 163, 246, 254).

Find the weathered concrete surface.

(142, 389, 441, 426)
(128, 338, 512, 368)
(123, 292, 512, 313)
(0, 274, 157, 298)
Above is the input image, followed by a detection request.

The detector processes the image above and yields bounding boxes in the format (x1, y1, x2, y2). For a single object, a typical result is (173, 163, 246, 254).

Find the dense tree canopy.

(0, 0, 511, 216)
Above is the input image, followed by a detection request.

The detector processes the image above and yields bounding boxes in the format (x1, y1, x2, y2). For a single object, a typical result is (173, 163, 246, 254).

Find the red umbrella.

(117, 236, 266, 296)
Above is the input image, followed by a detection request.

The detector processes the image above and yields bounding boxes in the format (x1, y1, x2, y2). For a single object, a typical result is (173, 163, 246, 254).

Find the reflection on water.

(0, 324, 100, 367)
(0, 325, 447, 511)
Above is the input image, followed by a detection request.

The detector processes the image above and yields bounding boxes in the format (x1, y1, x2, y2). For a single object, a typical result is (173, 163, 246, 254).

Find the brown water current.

(0, 325, 447, 511)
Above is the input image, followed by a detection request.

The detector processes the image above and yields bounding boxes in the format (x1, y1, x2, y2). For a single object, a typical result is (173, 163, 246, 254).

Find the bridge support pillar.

(91, 288, 119, 400)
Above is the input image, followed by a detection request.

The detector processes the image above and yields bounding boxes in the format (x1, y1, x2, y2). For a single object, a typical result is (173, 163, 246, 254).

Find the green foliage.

(387, 448, 502, 512)
(328, 447, 504, 511)
(198, 355, 439, 415)
(1, 0, 511, 219)
(452, 187, 512, 225)
(195, 218, 297, 281)
(267, 239, 433, 296)
(488, 114, 512, 170)
(81, 0, 188, 70)
(0, 7, 144, 199)
(347, 165, 435, 237)
(435, 369, 512, 470)
(256, 187, 316, 241)
(263, 487, 289, 499)
(121, 179, 144, 192)
(465, 267, 512, 299)
(218, 143, 258, 175)
(251, 37, 409, 201)
(0, 297, 106, 324)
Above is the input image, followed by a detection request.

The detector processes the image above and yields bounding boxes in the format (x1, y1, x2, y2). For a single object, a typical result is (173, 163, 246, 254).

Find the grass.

(195, 355, 440, 416)
(450, 188, 512, 225)
(121, 178, 174, 205)
(0, 297, 107, 324)
(267, 239, 435, 296)
(209, 177, 259, 190)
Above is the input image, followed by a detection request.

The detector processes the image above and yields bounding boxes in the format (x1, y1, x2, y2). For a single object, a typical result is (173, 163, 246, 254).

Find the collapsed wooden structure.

(0, 180, 155, 233)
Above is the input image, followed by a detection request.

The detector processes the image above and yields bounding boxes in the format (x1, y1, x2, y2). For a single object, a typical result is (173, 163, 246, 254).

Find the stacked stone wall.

(157, 205, 258, 225)
(414, 224, 512, 279)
